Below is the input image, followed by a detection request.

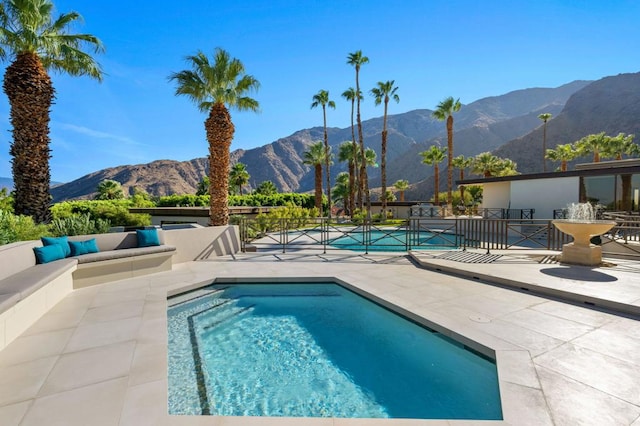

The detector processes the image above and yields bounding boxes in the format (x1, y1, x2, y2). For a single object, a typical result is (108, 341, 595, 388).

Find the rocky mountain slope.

(48, 79, 591, 202)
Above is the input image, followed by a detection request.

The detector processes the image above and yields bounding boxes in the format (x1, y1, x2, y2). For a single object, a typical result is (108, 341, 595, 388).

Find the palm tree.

(420, 145, 447, 204)
(303, 141, 326, 214)
(393, 179, 409, 202)
(472, 152, 500, 178)
(338, 141, 358, 215)
(311, 89, 336, 218)
(331, 172, 350, 209)
(254, 180, 278, 195)
(546, 144, 578, 171)
(604, 133, 638, 160)
(95, 179, 125, 200)
(169, 48, 260, 225)
(341, 87, 362, 212)
(196, 176, 210, 196)
(538, 113, 553, 172)
(229, 162, 250, 195)
(452, 155, 473, 202)
(347, 50, 369, 209)
(575, 132, 609, 163)
(432, 97, 462, 207)
(370, 80, 400, 213)
(361, 147, 378, 212)
(0, 0, 104, 223)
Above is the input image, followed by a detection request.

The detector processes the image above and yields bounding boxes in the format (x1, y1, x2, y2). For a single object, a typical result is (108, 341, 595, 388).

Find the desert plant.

(0, 210, 49, 245)
(49, 213, 111, 236)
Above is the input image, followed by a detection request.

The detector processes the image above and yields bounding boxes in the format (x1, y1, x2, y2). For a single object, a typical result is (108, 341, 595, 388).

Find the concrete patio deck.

(0, 250, 639, 425)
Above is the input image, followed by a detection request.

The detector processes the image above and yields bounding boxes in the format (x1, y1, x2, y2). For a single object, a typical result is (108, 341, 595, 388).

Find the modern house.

(459, 159, 640, 219)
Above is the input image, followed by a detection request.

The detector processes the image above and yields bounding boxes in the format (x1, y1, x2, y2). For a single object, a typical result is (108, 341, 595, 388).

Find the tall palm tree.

(338, 141, 357, 215)
(420, 145, 446, 205)
(538, 113, 552, 172)
(341, 87, 362, 212)
(360, 147, 378, 211)
(303, 141, 326, 214)
(452, 155, 473, 202)
(0, 0, 104, 223)
(393, 179, 409, 202)
(331, 172, 350, 209)
(229, 162, 250, 195)
(546, 144, 578, 172)
(311, 89, 336, 218)
(169, 48, 260, 225)
(370, 80, 399, 213)
(347, 50, 369, 209)
(432, 96, 462, 207)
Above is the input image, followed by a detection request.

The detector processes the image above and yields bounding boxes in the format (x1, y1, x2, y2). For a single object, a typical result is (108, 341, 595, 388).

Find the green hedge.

(51, 200, 151, 227)
(157, 193, 322, 209)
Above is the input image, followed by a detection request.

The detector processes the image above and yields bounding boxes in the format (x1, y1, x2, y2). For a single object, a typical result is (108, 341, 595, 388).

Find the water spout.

(565, 203, 599, 222)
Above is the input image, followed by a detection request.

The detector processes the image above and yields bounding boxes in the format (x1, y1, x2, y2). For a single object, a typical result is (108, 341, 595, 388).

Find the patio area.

(0, 249, 639, 425)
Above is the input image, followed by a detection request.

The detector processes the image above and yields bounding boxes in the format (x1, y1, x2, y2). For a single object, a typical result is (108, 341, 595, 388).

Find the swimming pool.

(327, 229, 458, 251)
(167, 282, 502, 419)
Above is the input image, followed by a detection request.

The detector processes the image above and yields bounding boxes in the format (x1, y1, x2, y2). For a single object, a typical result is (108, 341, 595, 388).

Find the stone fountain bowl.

(552, 219, 616, 247)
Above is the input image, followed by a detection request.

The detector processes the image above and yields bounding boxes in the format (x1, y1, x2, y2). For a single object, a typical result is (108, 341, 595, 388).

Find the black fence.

(235, 214, 640, 259)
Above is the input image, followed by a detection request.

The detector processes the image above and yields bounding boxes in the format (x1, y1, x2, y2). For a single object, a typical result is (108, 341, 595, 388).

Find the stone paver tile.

(496, 350, 540, 388)
(0, 356, 57, 406)
(120, 379, 169, 426)
(80, 299, 145, 324)
(64, 316, 141, 353)
(90, 286, 150, 307)
(334, 418, 448, 425)
(534, 343, 640, 406)
(38, 340, 135, 396)
(22, 307, 86, 336)
(0, 400, 31, 426)
(474, 319, 565, 357)
(572, 327, 640, 367)
(129, 341, 167, 386)
(498, 308, 594, 341)
(21, 377, 127, 426)
(530, 300, 616, 327)
(498, 381, 553, 426)
(0, 328, 73, 367)
(537, 366, 640, 426)
(219, 416, 333, 425)
(601, 317, 640, 340)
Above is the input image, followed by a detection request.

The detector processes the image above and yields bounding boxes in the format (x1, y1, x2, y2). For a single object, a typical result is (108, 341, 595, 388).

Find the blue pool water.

(167, 283, 502, 419)
(328, 230, 457, 251)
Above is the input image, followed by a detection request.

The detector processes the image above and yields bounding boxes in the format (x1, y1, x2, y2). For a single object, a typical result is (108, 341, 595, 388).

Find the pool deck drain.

(0, 250, 639, 425)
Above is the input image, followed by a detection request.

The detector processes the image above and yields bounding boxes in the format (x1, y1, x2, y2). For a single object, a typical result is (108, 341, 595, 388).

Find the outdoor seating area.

(0, 225, 639, 425)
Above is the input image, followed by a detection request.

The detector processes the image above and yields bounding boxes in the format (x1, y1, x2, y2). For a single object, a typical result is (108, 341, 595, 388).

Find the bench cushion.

(0, 293, 21, 313)
(72, 245, 176, 264)
(41, 236, 72, 257)
(0, 258, 77, 301)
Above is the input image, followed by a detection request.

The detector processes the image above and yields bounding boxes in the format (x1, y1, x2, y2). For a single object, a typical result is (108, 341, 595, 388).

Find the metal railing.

(237, 215, 624, 255)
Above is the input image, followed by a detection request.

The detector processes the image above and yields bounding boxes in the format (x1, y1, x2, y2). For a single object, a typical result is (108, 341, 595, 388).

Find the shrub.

(0, 210, 49, 245)
(49, 213, 111, 237)
(51, 200, 151, 227)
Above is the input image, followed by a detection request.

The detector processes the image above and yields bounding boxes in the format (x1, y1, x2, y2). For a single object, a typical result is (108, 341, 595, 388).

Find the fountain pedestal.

(552, 220, 616, 266)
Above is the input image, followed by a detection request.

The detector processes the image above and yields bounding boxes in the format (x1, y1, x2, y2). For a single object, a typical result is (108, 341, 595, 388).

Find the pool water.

(167, 283, 502, 419)
(328, 230, 457, 251)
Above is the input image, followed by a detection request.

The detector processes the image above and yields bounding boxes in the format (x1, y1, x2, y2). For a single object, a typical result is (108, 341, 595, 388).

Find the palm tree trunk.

(205, 103, 234, 226)
(459, 169, 465, 203)
(349, 99, 357, 216)
(4, 52, 55, 223)
(314, 164, 322, 213)
(434, 164, 440, 204)
(356, 67, 366, 211)
(446, 115, 454, 206)
(323, 106, 331, 217)
(381, 101, 388, 213)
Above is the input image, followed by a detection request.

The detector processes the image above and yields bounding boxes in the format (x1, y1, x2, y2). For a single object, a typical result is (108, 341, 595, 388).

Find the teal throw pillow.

(69, 238, 100, 256)
(137, 229, 160, 247)
(41, 235, 71, 257)
(33, 244, 66, 264)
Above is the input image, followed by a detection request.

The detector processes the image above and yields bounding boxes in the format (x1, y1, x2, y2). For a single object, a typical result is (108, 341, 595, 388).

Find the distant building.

(458, 159, 640, 219)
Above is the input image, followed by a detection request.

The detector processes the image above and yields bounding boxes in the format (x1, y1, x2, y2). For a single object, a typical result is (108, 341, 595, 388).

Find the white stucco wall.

(510, 176, 579, 219)
(480, 181, 511, 209)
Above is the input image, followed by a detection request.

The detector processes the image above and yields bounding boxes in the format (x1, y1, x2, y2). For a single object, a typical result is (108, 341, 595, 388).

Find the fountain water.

(552, 203, 616, 266)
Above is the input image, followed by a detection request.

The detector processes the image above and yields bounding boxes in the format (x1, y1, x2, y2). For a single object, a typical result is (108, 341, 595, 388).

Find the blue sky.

(1, 0, 638, 183)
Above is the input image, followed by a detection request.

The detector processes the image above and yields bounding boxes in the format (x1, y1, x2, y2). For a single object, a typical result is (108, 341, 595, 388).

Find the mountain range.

(4, 71, 640, 202)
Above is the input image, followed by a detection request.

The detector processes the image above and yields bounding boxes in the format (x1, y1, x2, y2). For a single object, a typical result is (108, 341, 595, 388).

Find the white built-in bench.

(0, 229, 176, 350)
